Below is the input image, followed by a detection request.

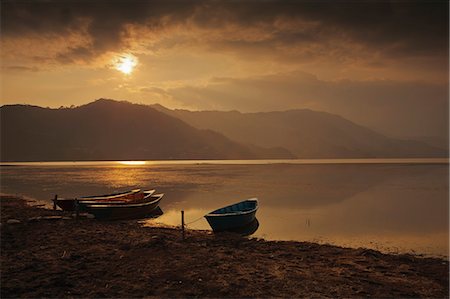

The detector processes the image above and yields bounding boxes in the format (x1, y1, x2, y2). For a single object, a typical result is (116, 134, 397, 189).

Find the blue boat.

(204, 198, 258, 232)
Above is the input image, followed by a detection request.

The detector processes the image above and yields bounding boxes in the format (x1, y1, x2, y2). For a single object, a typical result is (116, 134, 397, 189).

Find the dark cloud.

(1, 0, 448, 63)
(55, 46, 94, 64)
(1, 0, 200, 61)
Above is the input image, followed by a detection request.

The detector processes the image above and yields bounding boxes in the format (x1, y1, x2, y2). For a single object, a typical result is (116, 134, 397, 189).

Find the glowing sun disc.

(114, 55, 137, 75)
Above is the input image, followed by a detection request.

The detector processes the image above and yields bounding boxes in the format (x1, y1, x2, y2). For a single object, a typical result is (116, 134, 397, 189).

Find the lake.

(1, 159, 448, 257)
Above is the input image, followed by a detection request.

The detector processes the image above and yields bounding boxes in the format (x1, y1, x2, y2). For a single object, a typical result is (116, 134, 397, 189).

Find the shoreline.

(1, 195, 449, 298)
(1, 157, 448, 167)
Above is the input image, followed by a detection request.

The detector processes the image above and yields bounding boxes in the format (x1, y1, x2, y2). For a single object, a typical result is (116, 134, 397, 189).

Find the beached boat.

(54, 189, 151, 211)
(204, 198, 258, 231)
(79, 190, 156, 205)
(79, 189, 141, 200)
(82, 193, 164, 220)
(219, 218, 259, 236)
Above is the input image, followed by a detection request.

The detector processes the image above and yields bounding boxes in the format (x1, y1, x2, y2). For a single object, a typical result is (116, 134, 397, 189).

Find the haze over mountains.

(152, 104, 447, 159)
(1, 99, 446, 162)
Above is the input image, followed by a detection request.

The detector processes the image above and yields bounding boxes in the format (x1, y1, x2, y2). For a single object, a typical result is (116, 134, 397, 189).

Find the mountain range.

(1, 99, 446, 162)
(0, 100, 292, 161)
(151, 104, 447, 159)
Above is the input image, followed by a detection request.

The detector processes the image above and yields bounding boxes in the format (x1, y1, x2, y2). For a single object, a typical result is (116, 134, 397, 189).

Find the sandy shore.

(1, 195, 448, 298)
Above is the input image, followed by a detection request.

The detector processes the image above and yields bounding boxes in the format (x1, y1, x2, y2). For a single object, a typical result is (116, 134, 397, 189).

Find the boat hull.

(83, 195, 163, 220)
(205, 209, 257, 232)
(54, 189, 151, 212)
(55, 200, 78, 212)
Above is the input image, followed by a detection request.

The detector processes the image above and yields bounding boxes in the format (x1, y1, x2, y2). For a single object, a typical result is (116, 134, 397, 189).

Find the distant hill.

(151, 105, 447, 158)
(0, 100, 294, 162)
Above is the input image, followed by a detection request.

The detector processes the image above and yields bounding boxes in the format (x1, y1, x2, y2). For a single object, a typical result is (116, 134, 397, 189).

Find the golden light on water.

(114, 54, 138, 75)
(118, 161, 146, 165)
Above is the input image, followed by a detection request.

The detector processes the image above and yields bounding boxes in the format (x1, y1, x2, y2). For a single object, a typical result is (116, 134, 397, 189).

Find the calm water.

(1, 159, 448, 257)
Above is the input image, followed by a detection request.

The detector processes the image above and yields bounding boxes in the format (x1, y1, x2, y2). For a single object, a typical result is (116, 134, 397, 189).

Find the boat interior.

(212, 200, 257, 214)
(80, 189, 140, 199)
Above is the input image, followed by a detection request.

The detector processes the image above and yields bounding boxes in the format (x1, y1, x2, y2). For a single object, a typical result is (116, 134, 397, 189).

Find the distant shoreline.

(1, 157, 449, 167)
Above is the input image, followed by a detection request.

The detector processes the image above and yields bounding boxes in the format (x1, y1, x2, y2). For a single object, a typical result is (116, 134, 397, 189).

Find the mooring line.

(185, 216, 204, 226)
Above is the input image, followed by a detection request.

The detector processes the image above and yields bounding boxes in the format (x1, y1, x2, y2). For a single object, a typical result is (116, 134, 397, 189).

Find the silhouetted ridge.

(151, 104, 447, 158)
(0, 100, 294, 161)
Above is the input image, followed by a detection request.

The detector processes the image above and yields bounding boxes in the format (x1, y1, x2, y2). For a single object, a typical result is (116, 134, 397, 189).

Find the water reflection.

(213, 218, 260, 236)
(0, 162, 448, 256)
(117, 161, 146, 166)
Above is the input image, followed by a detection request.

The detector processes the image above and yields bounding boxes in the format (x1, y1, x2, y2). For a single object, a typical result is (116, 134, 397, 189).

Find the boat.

(54, 189, 151, 211)
(204, 198, 258, 232)
(54, 189, 143, 211)
(226, 218, 259, 236)
(78, 190, 156, 205)
(82, 193, 164, 220)
(79, 189, 142, 200)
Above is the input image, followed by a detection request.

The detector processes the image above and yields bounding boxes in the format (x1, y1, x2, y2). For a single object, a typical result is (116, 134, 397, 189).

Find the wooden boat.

(204, 198, 258, 232)
(54, 189, 150, 211)
(224, 218, 259, 236)
(79, 190, 156, 205)
(82, 193, 164, 220)
(79, 189, 142, 200)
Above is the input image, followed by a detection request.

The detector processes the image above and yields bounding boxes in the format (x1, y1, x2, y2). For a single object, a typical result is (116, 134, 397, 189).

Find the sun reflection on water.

(1, 162, 448, 257)
(117, 161, 147, 166)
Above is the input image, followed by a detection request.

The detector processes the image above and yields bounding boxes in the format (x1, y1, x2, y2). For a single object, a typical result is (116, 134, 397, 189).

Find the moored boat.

(79, 189, 141, 200)
(82, 193, 164, 220)
(79, 190, 156, 205)
(204, 198, 258, 232)
(54, 189, 151, 211)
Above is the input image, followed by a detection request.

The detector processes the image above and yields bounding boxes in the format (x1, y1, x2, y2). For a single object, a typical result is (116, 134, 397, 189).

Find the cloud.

(1, 0, 447, 66)
(55, 46, 94, 64)
(2, 65, 40, 72)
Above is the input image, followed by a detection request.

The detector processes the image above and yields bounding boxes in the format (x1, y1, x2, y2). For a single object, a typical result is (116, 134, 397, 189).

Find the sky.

(1, 0, 448, 140)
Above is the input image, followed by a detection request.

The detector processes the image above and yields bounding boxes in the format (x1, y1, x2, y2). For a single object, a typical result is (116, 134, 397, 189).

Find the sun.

(114, 54, 138, 75)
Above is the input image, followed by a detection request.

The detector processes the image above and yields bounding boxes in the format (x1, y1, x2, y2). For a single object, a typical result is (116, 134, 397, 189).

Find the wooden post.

(75, 198, 79, 220)
(53, 194, 58, 210)
(181, 210, 185, 240)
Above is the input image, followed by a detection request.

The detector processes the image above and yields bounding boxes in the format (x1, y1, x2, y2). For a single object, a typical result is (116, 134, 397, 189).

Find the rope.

(185, 215, 204, 226)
